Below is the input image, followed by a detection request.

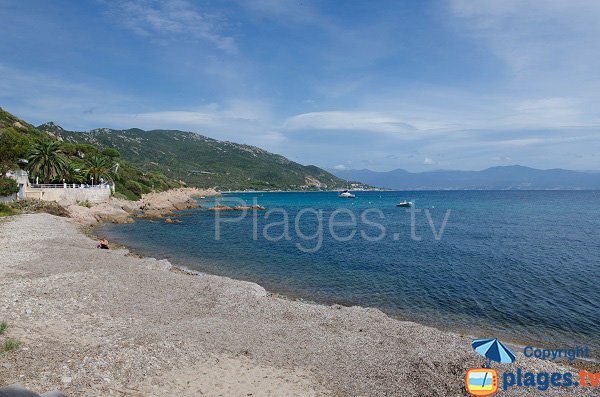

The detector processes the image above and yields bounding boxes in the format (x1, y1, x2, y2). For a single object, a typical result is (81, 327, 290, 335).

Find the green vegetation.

(2, 338, 20, 352)
(2, 106, 344, 199)
(0, 177, 19, 196)
(0, 203, 20, 217)
(76, 200, 92, 208)
(83, 154, 114, 183)
(37, 125, 346, 191)
(114, 163, 181, 200)
(0, 108, 182, 199)
(0, 323, 21, 354)
(0, 109, 43, 175)
(27, 140, 70, 184)
(102, 147, 120, 159)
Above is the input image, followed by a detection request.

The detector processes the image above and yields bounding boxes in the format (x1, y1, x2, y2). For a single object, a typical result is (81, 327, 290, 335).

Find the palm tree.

(83, 154, 114, 184)
(27, 140, 69, 184)
(63, 162, 85, 184)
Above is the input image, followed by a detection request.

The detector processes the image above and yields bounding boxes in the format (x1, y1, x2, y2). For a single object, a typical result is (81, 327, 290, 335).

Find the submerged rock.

(209, 205, 265, 211)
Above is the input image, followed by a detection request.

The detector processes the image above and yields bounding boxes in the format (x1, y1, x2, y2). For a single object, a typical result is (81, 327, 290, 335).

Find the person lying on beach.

(96, 238, 109, 249)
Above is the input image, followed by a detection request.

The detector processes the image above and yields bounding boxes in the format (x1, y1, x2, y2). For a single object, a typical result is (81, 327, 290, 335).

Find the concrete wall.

(26, 186, 112, 204)
(0, 194, 16, 203)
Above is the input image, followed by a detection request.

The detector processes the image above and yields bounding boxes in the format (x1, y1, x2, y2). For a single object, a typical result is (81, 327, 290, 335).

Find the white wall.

(26, 187, 111, 204)
(6, 170, 113, 204)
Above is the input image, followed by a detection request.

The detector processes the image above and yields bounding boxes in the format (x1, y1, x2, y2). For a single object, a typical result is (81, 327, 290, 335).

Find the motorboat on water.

(338, 180, 356, 198)
(396, 200, 413, 207)
(339, 189, 356, 198)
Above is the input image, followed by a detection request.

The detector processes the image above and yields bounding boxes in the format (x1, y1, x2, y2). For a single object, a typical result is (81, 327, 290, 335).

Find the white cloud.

(449, 0, 600, 90)
(283, 111, 417, 134)
(107, 0, 237, 53)
(110, 97, 272, 130)
(423, 157, 437, 165)
(333, 164, 347, 170)
(510, 97, 581, 126)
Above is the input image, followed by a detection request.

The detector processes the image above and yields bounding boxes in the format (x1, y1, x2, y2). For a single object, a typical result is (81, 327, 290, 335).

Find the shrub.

(102, 148, 120, 159)
(112, 192, 129, 200)
(10, 199, 69, 217)
(0, 177, 19, 196)
(76, 200, 92, 208)
(2, 338, 20, 352)
(76, 144, 99, 155)
(0, 322, 7, 334)
(125, 180, 143, 197)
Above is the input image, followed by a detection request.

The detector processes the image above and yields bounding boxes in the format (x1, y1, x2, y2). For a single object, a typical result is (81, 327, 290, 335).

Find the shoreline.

(1, 213, 597, 396)
(92, 204, 599, 367)
(96, 222, 600, 369)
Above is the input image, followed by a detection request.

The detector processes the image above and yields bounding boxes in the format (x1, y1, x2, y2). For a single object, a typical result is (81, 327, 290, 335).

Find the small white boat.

(339, 189, 356, 198)
(396, 200, 413, 207)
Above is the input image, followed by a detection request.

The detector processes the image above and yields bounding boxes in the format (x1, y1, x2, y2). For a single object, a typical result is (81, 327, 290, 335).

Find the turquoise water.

(97, 191, 600, 353)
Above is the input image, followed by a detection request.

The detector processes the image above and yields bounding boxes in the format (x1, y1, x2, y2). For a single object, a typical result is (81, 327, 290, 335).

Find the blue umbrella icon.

(472, 338, 517, 368)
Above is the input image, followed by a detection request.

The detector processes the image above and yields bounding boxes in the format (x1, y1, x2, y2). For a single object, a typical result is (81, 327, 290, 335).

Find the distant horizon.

(328, 164, 600, 174)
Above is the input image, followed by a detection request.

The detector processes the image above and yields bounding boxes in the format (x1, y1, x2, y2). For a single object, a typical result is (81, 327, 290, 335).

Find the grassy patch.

(0, 203, 20, 217)
(2, 338, 20, 352)
(76, 199, 92, 208)
(0, 322, 7, 334)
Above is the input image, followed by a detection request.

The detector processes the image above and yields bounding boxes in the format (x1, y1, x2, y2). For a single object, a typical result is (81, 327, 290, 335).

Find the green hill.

(37, 123, 345, 191)
(1, 108, 182, 200)
(0, 108, 45, 173)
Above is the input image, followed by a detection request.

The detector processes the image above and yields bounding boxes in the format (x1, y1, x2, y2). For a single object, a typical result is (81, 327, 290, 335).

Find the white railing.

(30, 183, 112, 189)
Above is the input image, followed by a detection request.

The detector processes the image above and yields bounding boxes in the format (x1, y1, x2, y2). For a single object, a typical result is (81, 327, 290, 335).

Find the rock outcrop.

(67, 188, 219, 225)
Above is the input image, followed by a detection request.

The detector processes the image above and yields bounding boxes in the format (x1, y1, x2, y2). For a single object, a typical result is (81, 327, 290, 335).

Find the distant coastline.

(331, 165, 600, 190)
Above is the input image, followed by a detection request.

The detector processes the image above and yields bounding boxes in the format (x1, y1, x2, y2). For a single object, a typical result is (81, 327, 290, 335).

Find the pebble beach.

(0, 213, 596, 396)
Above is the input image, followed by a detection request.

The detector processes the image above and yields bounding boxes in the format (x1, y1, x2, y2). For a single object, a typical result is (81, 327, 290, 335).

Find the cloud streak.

(107, 0, 237, 53)
(283, 111, 418, 135)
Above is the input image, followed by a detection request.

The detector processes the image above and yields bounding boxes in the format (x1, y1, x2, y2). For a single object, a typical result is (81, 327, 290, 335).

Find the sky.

(1, 0, 600, 172)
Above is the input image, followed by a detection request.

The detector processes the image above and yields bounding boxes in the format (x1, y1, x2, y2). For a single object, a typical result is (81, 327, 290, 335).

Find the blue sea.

(97, 191, 600, 353)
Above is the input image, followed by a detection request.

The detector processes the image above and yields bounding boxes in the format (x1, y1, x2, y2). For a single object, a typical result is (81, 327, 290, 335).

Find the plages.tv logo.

(465, 338, 516, 396)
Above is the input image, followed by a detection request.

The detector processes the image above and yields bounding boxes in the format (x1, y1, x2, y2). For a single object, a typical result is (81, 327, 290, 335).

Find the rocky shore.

(0, 214, 595, 396)
(65, 188, 219, 225)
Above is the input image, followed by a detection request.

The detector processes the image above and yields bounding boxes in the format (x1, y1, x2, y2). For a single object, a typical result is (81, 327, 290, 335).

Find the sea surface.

(97, 191, 600, 354)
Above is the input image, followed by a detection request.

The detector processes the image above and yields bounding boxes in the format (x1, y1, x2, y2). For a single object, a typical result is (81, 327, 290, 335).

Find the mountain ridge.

(37, 122, 345, 191)
(330, 165, 600, 190)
